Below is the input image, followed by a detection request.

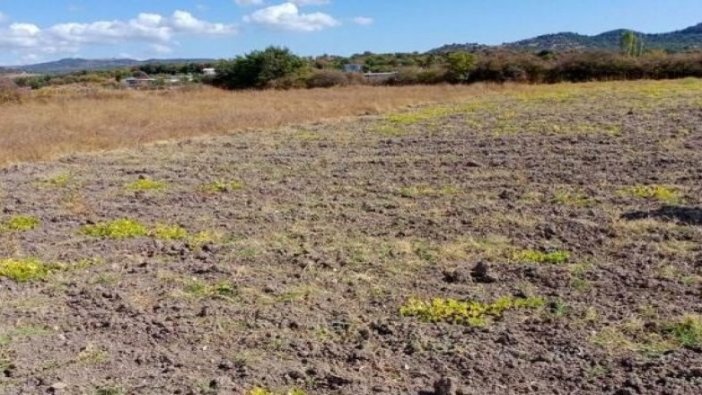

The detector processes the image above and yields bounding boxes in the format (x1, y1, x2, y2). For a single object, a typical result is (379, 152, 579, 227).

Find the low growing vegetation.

(400, 296, 545, 327)
(619, 184, 682, 204)
(1, 215, 40, 232)
(82, 219, 149, 239)
(151, 224, 189, 241)
(0, 258, 55, 282)
(124, 178, 168, 192)
(511, 249, 571, 264)
(200, 180, 245, 193)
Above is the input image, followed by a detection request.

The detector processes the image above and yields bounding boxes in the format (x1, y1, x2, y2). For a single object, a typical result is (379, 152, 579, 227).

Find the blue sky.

(0, 0, 701, 65)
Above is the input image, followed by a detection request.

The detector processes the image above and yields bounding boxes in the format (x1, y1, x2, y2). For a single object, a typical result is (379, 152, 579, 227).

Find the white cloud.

(235, 0, 265, 6)
(0, 23, 42, 49)
(151, 43, 173, 54)
(290, 0, 330, 5)
(170, 10, 234, 35)
(352, 16, 373, 26)
(244, 2, 339, 32)
(0, 12, 7, 24)
(0, 10, 236, 57)
(235, 0, 329, 6)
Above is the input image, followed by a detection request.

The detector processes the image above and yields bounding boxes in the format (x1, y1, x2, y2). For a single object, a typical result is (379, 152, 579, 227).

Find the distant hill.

(431, 22, 702, 53)
(8, 58, 216, 75)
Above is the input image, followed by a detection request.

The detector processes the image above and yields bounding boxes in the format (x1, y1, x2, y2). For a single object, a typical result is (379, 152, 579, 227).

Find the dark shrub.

(0, 78, 24, 104)
(213, 46, 306, 90)
(306, 70, 351, 88)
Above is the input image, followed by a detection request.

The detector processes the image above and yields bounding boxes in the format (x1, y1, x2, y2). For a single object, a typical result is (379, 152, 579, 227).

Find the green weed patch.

(401, 295, 545, 327)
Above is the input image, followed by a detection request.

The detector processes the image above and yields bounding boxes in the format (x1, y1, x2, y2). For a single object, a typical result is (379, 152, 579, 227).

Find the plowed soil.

(1, 80, 702, 394)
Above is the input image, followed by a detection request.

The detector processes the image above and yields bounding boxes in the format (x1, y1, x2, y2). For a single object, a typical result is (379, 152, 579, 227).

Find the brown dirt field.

(0, 84, 522, 167)
(1, 79, 702, 394)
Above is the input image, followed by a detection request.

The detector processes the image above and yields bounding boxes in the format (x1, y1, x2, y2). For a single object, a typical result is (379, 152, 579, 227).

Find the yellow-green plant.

(200, 180, 245, 193)
(0, 258, 53, 282)
(3, 215, 40, 231)
(512, 249, 570, 264)
(152, 224, 188, 240)
(620, 185, 681, 204)
(82, 219, 149, 239)
(400, 296, 545, 327)
(40, 172, 74, 188)
(552, 190, 592, 207)
(184, 280, 238, 301)
(124, 178, 168, 192)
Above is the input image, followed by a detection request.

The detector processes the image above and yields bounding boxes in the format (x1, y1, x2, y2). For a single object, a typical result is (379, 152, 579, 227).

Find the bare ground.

(1, 79, 702, 394)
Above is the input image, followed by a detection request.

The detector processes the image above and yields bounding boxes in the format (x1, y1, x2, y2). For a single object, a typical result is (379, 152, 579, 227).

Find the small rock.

(443, 268, 467, 284)
(217, 360, 234, 371)
(434, 376, 458, 395)
(49, 382, 69, 393)
(471, 262, 496, 283)
(614, 388, 635, 395)
(287, 369, 306, 381)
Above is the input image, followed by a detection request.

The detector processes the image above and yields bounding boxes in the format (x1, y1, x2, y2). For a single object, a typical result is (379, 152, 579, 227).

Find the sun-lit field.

(0, 84, 519, 166)
(1, 79, 702, 394)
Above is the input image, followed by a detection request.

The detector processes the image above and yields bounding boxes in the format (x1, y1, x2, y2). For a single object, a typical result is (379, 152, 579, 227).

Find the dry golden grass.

(0, 84, 507, 166)
(2, 78, 701, 166)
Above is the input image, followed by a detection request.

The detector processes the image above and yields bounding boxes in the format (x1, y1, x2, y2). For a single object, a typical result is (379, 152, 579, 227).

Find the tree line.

(7, 40, 702, 92)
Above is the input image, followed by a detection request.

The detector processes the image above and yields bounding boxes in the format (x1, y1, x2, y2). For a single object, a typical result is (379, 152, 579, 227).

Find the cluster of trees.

(134, 62, 214, 76)
(6, 40, 702, 94)
(206, 46, 702, 90)
(208, 47, 481, 89)
(13, 64, 211, 90)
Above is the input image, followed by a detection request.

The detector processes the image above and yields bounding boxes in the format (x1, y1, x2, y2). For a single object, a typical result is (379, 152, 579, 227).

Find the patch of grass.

(665, 315, 702, 349)
(277, 284, 318, 303)
(77, 344, 109, 365)
(436, 235, 513, 261)
(549, 299, 569, 318)
(2, 215, 40, 232)
(82, 219, 149, 239)
(152, 224, 188, 240)
(95, 387, 124, 395)
(39, 172, 74, 188)
(187, 230, 222, 247)
(124, 178, 168, 192)
(552, 190, 593, 207)
(0, 325, 51, 346)
(568, 263, 592, 292)
(511, 249, 570, 264)
(0, 258, 54, 282)
(0, 257, 98, 283)
(200, 180, 245, 193)
(619, 185, 681, 204)
(184, 279, 238, 301)
(400, 295, 545, 327)
(592, 316, 702, 355)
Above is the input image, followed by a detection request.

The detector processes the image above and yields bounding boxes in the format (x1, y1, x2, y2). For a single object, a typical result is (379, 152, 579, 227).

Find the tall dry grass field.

(0, 84, 510, 166)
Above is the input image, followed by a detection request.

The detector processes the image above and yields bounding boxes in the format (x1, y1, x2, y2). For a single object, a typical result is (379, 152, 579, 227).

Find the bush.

(213, 46, 306, 90)
(390, 67, 448, 85)
(306, 70, 352, 88)
(0, 78, 25, 104)
(446, 52, 477, 82)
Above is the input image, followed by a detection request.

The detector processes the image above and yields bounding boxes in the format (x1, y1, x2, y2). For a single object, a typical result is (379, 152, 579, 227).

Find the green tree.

(446, 52, 477, 82)
(213, 46, 306, 89)
(620, 31, 644, 57)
